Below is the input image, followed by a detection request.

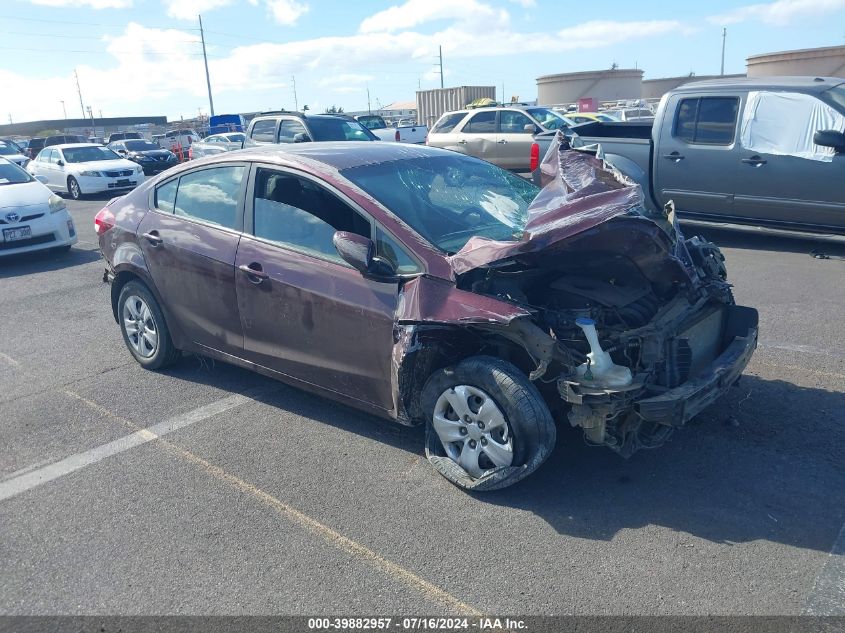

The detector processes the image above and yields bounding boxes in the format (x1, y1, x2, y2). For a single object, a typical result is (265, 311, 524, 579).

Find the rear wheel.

(421, 356, 556, 491)
(67, 176, 82, 200)
(117, 281, 180, 370)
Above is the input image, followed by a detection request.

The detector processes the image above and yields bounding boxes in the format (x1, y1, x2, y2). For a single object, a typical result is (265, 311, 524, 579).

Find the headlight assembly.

(80, 170, 102, 177)
(48, 193, 67, 214)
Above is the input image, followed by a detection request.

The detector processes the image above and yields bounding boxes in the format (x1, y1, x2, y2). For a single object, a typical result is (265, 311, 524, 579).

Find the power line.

(0, 14, 198, 30)
(0, 45, 218, 58)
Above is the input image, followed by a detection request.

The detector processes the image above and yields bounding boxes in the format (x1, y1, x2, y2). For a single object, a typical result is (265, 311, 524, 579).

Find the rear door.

(495, 109, 536, 171)
(137, 163, 248, 355)
(455, 110, 498, 164)
(655, 93, 742, 218)
(732, 91, 845, 231)
(234, 165, 400, 410)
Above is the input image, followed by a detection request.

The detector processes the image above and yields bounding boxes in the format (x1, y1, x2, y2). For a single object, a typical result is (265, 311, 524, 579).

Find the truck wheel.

(421, 356, 556, 491)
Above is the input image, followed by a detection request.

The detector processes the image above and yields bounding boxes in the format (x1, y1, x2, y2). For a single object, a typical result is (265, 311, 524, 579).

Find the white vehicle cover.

(740, 90, 845, 162)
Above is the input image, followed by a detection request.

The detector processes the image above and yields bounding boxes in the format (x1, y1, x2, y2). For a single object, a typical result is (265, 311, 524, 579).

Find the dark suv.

(243, 111, 378, 147)
(45, 134, 88, 147)
(108, 132, 143, 143)
(26, 137, 46, 160)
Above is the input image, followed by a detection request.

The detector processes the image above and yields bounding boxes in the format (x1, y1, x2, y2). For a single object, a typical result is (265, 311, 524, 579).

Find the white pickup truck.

(355, 115, 427, 144)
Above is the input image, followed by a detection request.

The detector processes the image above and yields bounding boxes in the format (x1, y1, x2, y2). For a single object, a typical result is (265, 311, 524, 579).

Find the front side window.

(252, 168, 370, 263)
(499, 110, 534, 134)
(674, 97, 738, 145)
(462, 111, 496, 134)
(250, 119, 277, 142)
(375, 227, 419, 274)
(173, 166, 245, 230)
(431, 112, 467, 134)
(278, 120, 308, 143)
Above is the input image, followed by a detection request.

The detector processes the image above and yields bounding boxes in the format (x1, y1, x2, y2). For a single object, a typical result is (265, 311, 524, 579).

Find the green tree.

(324, 105, 344, 114)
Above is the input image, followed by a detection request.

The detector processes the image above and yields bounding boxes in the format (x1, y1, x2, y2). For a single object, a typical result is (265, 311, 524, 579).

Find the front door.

(655, 93, 742, 218)
(234, 166, 398, 410)
(137, 164, 247, 355)
(495, 109, 536, 171)
(731, 91, 845, 231)
(458, 110, 498, 166)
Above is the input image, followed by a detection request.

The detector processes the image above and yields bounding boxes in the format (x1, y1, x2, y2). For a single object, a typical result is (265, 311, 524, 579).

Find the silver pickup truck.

(533, 77, 845, 237)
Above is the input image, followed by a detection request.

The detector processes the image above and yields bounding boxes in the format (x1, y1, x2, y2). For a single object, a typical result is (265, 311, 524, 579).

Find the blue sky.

(2, 0, 845, 122)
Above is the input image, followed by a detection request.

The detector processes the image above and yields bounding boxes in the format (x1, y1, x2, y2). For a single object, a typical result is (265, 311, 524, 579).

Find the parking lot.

(1, 195, 844, 616)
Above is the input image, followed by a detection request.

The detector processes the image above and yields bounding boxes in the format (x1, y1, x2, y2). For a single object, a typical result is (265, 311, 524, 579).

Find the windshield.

(0, 142, 20, 156)
(0, 161, 32, 185)
(63, 146, 121, 163)
(342, 154, 539, 254)
(307, 118, 377, 141)
(124, 140, 160, 151)
(526, 108, 570, 130)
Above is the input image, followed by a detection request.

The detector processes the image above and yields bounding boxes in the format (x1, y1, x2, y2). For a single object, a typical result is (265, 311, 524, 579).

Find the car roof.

(185, 141, 462, 172)
(50, 143, 106, 150)
(676, 75, 845, 93)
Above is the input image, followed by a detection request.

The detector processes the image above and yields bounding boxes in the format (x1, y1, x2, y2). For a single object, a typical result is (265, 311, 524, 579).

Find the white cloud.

(26, 0, 131, 7)
(509, 0, 536, 7)
(316, 74, 375, 86)
(162, 0, 236, 20)
(360, 0, 509, 34)
(266, 0, 309, 24)
(708, 0, 845, 25)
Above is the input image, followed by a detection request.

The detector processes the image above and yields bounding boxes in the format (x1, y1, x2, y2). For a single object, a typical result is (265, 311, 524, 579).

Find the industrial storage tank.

(747, 45, 845, 77)
(641, 74, 745, 100)
(416, 86, 496, 127)
(536, 69, 643, 105)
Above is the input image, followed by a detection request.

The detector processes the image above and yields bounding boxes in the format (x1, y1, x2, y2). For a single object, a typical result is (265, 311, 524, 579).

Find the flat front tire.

(117, 281, 180, 370)
(421, 356, 556, 491)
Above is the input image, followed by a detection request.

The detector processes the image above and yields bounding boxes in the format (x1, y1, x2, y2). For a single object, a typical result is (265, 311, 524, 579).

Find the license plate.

(3, 226, 31, 241)
(116, 179, 131, 186)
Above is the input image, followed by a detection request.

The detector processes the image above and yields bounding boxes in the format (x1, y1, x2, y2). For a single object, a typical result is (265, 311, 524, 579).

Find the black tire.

(421, 356, 556, 491)
(117, 280, 180, 370)
(67, 176, 82, 200)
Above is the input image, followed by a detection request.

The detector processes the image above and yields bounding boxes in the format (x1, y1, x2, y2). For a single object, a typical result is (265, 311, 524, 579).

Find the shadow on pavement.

(155, 353, 845, 553)
(482, 374, 845, 553)
(0, 245, 102, 278)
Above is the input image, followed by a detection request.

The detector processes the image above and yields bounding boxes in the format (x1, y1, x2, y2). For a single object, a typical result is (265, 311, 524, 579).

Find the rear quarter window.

(431, 113, 467, 134)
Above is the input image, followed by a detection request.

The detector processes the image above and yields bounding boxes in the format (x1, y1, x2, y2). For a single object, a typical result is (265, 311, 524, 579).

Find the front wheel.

(67, 176, 82, 200)
(421, 356, 556, 491)
(117, 281, 180, 370)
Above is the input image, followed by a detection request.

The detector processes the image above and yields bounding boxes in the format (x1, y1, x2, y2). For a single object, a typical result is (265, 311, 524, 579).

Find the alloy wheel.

(122, 295, 159, 358)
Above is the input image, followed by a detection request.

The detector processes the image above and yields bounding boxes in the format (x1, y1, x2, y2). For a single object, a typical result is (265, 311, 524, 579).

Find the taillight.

(394, 129, 400, 142)
(530, 142, 540, 172)
(188, 146, 193, 160)
(94, 207, 115, 235)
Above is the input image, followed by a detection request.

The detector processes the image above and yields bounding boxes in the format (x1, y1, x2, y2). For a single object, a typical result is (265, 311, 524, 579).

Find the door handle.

(458, 139, 468, 144)
(663, 152, 685, 161)
(742, 156, 767, 165)
(238, 263, 268, 283)
(142, 231, 162, 246)
(497, 139, 508, 144)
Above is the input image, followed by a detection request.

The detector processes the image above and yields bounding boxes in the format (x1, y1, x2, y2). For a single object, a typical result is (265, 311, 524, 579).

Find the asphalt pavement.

(0, 196, 843, 616)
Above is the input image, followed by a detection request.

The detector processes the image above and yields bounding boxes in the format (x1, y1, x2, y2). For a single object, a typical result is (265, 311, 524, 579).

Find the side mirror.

(57, 160, 64, 166)
(524, 123, 539, 134)
(293, 133, 311, 143)
(814, 129, 845, 153)
(34, 175, 48, 184)
(332, 231, 396, 281)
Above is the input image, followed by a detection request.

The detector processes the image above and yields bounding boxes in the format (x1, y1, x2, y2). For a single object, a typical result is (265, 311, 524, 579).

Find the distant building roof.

(380, 101, 416, 111)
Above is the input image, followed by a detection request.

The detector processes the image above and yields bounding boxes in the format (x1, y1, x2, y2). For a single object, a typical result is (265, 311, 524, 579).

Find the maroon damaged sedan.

(96, 142, 758, 491)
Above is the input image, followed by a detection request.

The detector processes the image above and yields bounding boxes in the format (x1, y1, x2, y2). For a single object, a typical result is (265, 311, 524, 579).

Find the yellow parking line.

(65, 389, 481, 615)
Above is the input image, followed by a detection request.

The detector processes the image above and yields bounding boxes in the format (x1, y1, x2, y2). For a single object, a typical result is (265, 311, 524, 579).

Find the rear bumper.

(636, 305, 758, 426)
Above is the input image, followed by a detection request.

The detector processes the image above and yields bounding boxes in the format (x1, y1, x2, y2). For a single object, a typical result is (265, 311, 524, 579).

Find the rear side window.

(674, 97, 738, 145)
(431, 113, 466, 134)
(155, 179, 178, 213)
(462, 111, 496, 133)
(172, 166, 245, 229)
(250, 119, 277, 142)
(252, 167, 370, 263)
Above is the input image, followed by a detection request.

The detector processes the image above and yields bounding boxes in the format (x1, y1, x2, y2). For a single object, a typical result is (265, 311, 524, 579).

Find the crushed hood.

(449, 135, 646, 275)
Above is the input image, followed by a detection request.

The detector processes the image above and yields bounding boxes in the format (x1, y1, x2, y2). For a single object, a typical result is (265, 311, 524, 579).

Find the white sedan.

(27, 143, 144, 200)
(0, 157, 77, 256)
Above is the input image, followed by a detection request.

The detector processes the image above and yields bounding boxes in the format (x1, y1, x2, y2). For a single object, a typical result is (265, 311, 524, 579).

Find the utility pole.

(198, 14, 215, 116)
(74, 69, 85, 117)
(721, 27, 727, 76)
(367, 85, 371, 114)
(292, 75, 298, 111)
(60, 100, 67, 119)
(439, 45, 444, 89)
